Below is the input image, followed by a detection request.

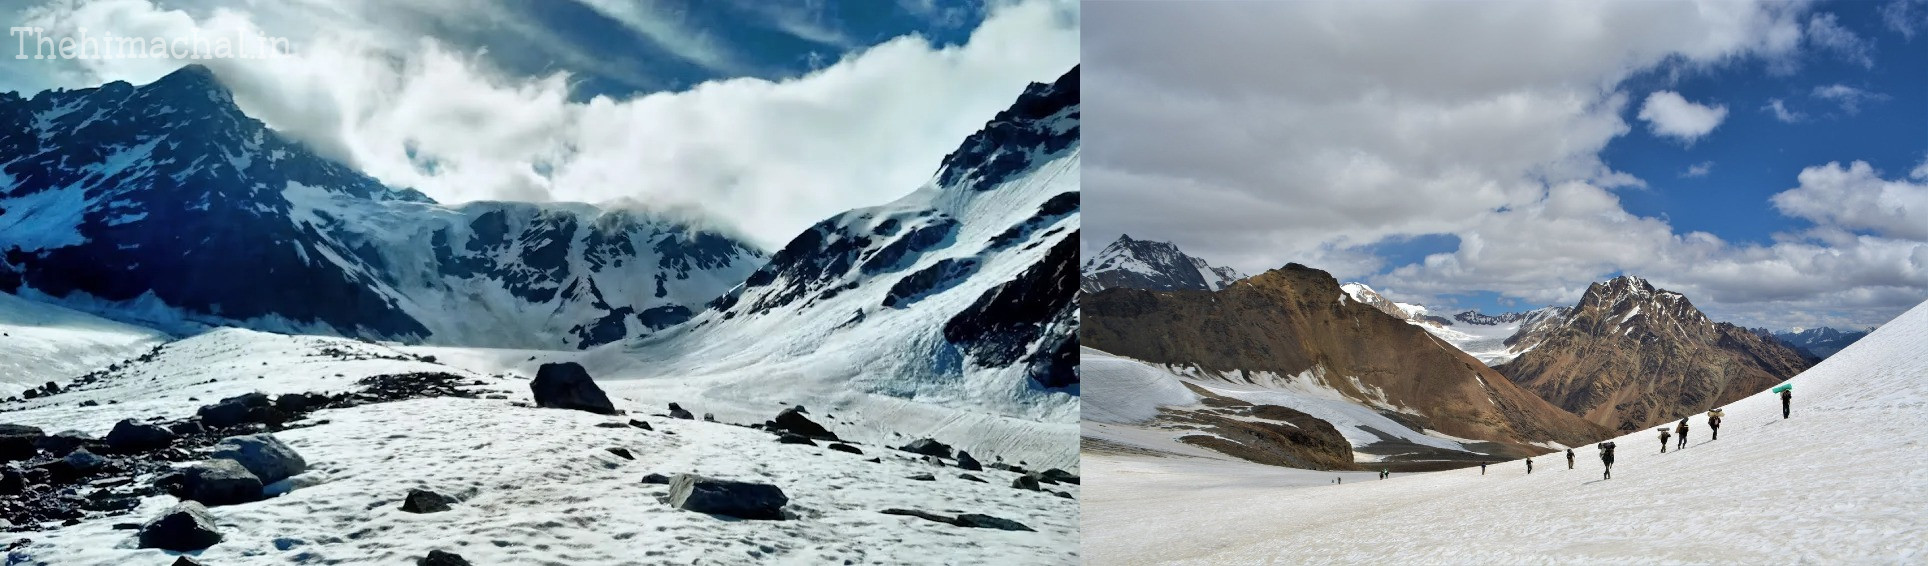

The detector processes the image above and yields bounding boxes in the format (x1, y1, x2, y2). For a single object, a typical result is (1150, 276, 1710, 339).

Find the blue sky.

(0, 0, 1079, 249)
(1085, 0, 1928, 330)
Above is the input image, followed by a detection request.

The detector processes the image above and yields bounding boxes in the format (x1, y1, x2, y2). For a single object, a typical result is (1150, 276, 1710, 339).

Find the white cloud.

(1805, 12, 1874, 67)
(1811, 84, 1888, 114)
(1086, 1, 1926, 329)
(1761, 98, 1805, 122)
(1773, 161, 1928, 241)
(1682, 161, 1715, 178)
(8, 0, 1081, 249)
(1636, 91, 1728, 144)
(1881, 0, 1926, 40)
(1912, 153, 1928, 180)
(571, 0, 750, 74)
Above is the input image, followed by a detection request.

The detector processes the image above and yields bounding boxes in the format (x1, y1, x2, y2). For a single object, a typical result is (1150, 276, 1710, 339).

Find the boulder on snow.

(197, 393, 281, 428)
(1011, 474, 1041, 491)
(169, 420, 207, 437)
(769, 407, 838, 440)
(137, 501, 223, 551)
(898, 438, 953, 459)
(641, 473, 672, 485)
(907, 473, 936, 481)
(274, 392, 330, 413)
(104, 419, 176, 453)
(777, 434, 817, 446)
(827, 443, 864, 455)
(880, 508, 1034, 532)
(401, 488, 453, 513)
(182, 459, 264, 506)
(62, 447, 108, 474)
(529, 362, 617, 415)
(1039, 468, 1080, 485)
(0, 424, 45, 461)
(667, 403, 694, 420)
(959, 473, 987, 483)
(628, 419, 653, 431)
(606, 447, 635, 460)
(172, 556, 205, 566)
(955, 450, 984, 471)
(420, 550, 473, 566)
(667, 474, 789, 520)
(210, 434, 308, 484)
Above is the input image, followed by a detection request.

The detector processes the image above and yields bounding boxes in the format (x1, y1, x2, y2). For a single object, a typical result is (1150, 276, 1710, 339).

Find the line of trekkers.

(1481, 384, 1794, 481)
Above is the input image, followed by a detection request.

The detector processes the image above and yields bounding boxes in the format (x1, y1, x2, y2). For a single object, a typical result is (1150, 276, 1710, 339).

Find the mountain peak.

(933, 65, 1079, 193)
(1082, 236, 1246, 293)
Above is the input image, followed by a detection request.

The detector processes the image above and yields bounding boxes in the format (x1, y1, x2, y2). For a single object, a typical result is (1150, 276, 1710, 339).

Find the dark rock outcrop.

(666, 474, 789, 520)
(880, 508, 1034, 532)
(827, 443, 863, 455)
(529, 362, 617, 415)
(0, 424, 45, 461)
(955, 450, 983, 471)
(197, 393, 281, 428)
(768, 407, 837, 440)
(104, 420, 176, 453)
(181, 459, 264, 506)
(137, 501, 223, 551)
(667, 403, 694, 420)
(401, 488, 453, 514)
(420, 550, 473, 566)
(898, 439, 953, 459)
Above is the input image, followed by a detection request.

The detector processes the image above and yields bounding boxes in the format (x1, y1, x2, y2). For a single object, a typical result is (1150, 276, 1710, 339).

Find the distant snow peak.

(1082, 235, 1246, 293)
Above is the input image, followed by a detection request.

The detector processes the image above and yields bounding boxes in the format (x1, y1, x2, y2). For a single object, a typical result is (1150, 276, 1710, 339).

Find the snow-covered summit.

(0, 65, 763, 349)
(1081, 234, 1245, 293)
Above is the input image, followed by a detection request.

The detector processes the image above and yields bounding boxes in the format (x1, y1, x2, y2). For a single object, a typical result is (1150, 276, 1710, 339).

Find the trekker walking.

(1658, 427, 1671, 453)
(1566, 448, 1575, 469)
(1525, 457, 1533, 474)
(1708, 407, 1724, 440)
(1780, 386, 1793, 418)
(1480, 462, 1488, 475)
(1675, 418, 1689, 450)
(1598, 441, 1616, 479)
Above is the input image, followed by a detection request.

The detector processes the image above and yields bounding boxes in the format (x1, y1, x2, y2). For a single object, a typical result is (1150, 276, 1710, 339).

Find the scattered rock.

(171, 556, 204, 566)
(401, 488, 454, 514)
(181, 459, 264, 506)
(777, 434, 817, 446)
(168, 420, 207, 437)
(827, 443, 863, 455)
(419, 549, 472, 566)
(1040, 468, 1080, 485)
(1011, 474, 1040, 491)
(990, 462, 1028, 474)
(880, 509, 1034, 532)
(529, 362, 617, 414)
(0, 424, 46, 461)
(703, 413, 715, 422)
(33, 430, 91, 457)
(62, 448, 108, 474)
(210, 434, 308, 485)
(959, 473, 986, 483)
(667, 403, 694, 420)
(606, 447, 635, 460)
(137, 501, 223, 551)
(594, 422, 629, 429)
(898, 438, 953, 459)
(628, 419, 653, 431)
(955, 450, 984, 471)
(197, 393, 283, 429)
(667, 474, 788, 520)
(769, 407, 838, 440)
(1052, 490, 1073, 499)
(641, 473, 671, 485)
(78, 400, 98, 407)
(907, 473, 936, 481)
(274, 392, 330, 413)
(104, 419, 176, 453)
(0, 469, 23, 495)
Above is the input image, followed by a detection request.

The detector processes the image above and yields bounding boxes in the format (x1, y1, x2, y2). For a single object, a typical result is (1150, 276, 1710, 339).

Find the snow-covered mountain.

(1422, 306, 1572, 365)
(1772, 326, 1870, 360)
(1339, 283, 1450, 327)
(1080, 235, 1244, 293)
(0, 65, 763, 349)
(1495, 275, 1811, 433)
(595, 66, 1080, 432)
(0, 290, 168, 398)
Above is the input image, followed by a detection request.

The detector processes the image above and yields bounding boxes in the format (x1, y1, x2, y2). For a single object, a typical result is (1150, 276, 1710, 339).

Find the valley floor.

(1, 330, 1079, 565)
(1081, 301, 1928, 565)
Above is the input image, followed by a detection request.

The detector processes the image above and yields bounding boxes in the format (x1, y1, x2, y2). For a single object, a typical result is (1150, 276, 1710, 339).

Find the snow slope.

(1082, 298, 1928, 564)
(0, 291, 168, 397)
(1079, 348, 1483, 461)
(4, 329, 1079, 565)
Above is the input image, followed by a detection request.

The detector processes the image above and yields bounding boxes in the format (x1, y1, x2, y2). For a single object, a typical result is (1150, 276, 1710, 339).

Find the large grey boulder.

(34, 430, 93, 456)
(0, 424, 45, 461)
(63, 447, 108, 473)
(955, 450, 984, 471)
(419, 550, 473, 566)
(401, 488, 453, 513)
(529, 362, 617, 414)
(769, 407, 837, 440)
(898, 438, 953, 459)
(182, 459, 264, 506)
(138, 501, 223, 551)
(667, 474, 789, 520)
(104, 419, 176, 453)
(210, 434, 308, 484)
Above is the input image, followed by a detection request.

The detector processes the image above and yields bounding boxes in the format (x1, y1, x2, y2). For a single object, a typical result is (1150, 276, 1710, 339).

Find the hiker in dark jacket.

(1525, 457, 1533, 474)
(1658, 427, 1671, 453)
(1675, 418, 1689, 450)
(1708, 408, 1724, 440)
(1781, 387, 1793, 418)
(1480, 462, 1487, 475)
(1566, 448, 1575, 469)
(1598, 441, 1616, 479)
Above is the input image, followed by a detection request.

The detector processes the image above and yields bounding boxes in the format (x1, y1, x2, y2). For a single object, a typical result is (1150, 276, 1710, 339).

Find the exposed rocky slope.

(1495, 276, 1812, 433)
(0, 65, 762, 349)
(1082, 264, 1610, 460)
(1080, 235, 1244, 293)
